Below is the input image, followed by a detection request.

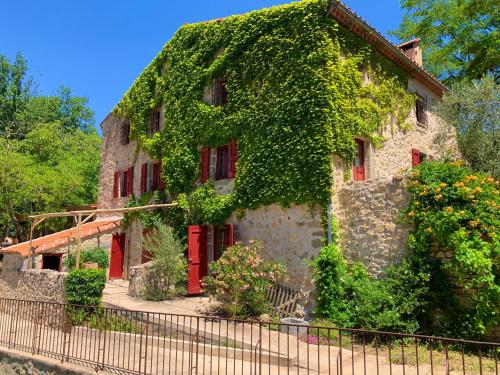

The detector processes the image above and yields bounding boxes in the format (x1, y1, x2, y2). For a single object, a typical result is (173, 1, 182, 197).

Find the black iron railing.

(0, 298, 496, 374)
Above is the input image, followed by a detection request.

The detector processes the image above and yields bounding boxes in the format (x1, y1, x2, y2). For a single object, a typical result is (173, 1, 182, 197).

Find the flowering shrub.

(202, 242, 286, 318)
(403, 161, 499, 336)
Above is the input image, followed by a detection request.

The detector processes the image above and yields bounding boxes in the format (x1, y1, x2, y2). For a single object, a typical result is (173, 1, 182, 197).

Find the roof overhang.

(327, 1, 447, 96)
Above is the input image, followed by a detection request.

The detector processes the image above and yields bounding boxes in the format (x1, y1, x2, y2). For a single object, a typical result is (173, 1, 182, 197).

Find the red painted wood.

(113, 171, 120, 198)
(224, 224, 235, 248)
(229, 140, 237, 178)
(200, 148, 210, 183)
(353, 139, 365, 181)
(109, 233, 125, 279)
(140, 163, 148, 194)
(126, 167, 134, 196)
(187, 225, 208, 295)
(412, 148, 421, 167)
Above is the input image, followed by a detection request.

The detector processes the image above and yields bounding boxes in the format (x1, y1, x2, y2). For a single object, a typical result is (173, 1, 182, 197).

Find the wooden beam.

(75, 213, 82, 270)
(27, 203, 178, 220)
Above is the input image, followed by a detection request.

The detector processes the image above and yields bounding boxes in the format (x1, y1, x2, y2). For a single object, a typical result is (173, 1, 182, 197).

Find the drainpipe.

(327, 199, 333, 244)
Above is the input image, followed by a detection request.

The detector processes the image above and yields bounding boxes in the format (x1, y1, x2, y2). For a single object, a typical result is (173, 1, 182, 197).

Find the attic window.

(416, 95, 427, 126)
(148, 107, 161, 136)
(212, 77, 227, 106)
(120, 120, 130, 145)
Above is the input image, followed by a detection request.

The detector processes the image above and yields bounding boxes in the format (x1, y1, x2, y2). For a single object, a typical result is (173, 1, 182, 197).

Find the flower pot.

(83, 262, 99, 269)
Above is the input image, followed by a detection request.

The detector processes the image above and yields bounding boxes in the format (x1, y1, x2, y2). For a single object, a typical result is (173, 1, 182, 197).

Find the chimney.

(398, 38, 422, 67)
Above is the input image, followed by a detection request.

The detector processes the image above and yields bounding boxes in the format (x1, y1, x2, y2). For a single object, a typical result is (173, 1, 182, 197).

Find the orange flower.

(454, 182, 465, 188)
(435, 194, 443, 200)
(425, 227, 433, 233)
(445, 207, 453, 213)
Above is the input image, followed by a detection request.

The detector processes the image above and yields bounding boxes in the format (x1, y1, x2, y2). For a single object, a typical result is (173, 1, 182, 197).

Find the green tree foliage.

(436, 77, 499, 178)
(142, 224, 187, 301)
(392, 0, 499, 83)
(0, 53, 100, 240)
(65, 268, 106, 307)
(63, 247, 110, 270)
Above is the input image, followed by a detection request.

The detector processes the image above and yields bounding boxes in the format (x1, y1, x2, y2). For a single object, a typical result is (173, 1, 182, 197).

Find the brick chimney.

(398, 38, 422, 67)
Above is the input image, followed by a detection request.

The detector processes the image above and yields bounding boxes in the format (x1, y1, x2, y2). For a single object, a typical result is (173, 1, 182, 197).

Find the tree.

(392, 0, 499, 84)
(436, 76, 499, 178)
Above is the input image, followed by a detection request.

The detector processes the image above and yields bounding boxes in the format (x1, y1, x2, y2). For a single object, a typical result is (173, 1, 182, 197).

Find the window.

(140, 162, 163, 193)
(216, 145, 230, 180)
(212, 77, 227, 106)
(42, 254, 61, 272)
(213, 224, 234, 262)
(415, 95, 427, 126)
(148, 107, 161, 135)
(120, 120, 130, 145)
(353, 138, 365, 181)
(412, 148, 427, 167)
(119, 167, 134, 197)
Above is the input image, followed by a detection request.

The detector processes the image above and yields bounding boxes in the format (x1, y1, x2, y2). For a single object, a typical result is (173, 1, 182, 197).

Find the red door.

(109, 233, 125, 279)
(187, 225, 208, 295)
(353, 138, 365, 181)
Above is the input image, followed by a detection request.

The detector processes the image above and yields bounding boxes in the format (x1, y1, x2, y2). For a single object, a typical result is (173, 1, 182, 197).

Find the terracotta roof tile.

(1, 219, 121, 257)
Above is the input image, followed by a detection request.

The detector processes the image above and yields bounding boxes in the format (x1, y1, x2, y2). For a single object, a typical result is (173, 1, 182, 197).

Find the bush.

(403, 161, 500, 337)
(63, 247, 109, 270)
(312, 244, 425, 333)
(142, 224, 187, 301)
(202, 241, 287, 318)
(65, 269, 106, 325)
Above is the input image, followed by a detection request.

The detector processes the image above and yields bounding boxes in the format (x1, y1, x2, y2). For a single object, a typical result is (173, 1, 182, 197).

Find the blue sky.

(0, 1, 404, 129)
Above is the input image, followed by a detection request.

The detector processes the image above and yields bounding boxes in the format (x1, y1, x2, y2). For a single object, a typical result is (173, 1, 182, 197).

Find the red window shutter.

(412, 148, 421, 167)
(126, 166, 134, 196)
(224, 224, 235, 248)
(353, 139, 365, 181)
(157, 160, 165, 190)
(229, 140, 238, 178)
(140, 163, 148, 194)
(200, 147, 210, 183)
(113, 171, 120, 198)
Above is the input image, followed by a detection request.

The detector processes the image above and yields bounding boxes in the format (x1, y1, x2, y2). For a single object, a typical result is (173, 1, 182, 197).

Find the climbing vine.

(113, 0, 414, 216)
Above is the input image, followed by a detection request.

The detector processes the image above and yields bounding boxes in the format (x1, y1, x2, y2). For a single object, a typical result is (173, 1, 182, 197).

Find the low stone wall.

(334, 176, 412, 275)
(0, 269, 66, 304)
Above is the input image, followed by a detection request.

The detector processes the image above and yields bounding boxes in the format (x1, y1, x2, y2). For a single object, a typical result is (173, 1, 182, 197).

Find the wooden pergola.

(27, 203, 178, 269)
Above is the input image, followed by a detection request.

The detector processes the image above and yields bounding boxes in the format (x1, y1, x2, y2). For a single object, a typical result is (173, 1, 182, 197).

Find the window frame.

(148, 107, 161, 136)
(352, 138, 366, 181)
(415, 94, 427, 126)
(215, 145, 230, 180)
(212, 77, 228, 106)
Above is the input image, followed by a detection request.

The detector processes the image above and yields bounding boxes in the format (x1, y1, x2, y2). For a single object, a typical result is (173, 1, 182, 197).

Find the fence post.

(100, 308, 108, 371)
(195, 317, 200, 375)
(60, 304, 67, 363)
(259, 323, 262, 375)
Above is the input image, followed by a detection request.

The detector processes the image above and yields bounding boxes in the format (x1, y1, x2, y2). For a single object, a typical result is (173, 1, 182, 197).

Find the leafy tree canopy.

(392, 0, 499, 84)
(0, 52, 100, 241)
(436, 76, 499, 178)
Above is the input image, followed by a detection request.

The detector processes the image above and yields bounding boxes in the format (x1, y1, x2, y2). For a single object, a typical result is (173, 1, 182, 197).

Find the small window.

(151, 163, 160, 191)
(120, 120, 130, 145)
(120, 170, 128, 197)
(42, 254, 61, 272)
(212, 77, 227, 106)
(213, 224, 234, 262)
(412, 148, 427, 167)
(416, 95, 427, 126)
(353, 138, 365, 181)
(216, 145, 230, 180)
(148, 107, 161, 135)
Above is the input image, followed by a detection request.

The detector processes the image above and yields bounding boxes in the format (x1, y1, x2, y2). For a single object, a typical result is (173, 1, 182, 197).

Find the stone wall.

(0, 269, 66, 304)
(333, 176, 412, 274)
(228, 204, 323, 292)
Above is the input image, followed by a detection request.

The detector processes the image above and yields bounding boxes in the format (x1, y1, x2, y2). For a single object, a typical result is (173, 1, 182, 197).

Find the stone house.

(97, 1, 456, 297)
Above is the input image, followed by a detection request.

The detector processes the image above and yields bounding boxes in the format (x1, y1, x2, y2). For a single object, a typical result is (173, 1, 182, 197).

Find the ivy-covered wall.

(112, 0, 414, 219)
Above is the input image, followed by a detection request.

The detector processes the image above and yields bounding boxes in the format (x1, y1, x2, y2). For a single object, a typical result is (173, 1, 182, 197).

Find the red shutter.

(224, 224, 235, 248)
(113, 171, 120, 198)
(140, 163, 148, 194)
(200, 147, 210, 183)
(126, 166, 134, 196)
(412, 148, 421, 167)
(158, 160, 165, 190)
(187, 225, 208, 295)
(229, 140, 237, 178)
(353, 139, 365, 181)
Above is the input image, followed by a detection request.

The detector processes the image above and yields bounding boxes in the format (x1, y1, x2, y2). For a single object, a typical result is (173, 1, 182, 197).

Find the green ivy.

(113, 0, 414, 216)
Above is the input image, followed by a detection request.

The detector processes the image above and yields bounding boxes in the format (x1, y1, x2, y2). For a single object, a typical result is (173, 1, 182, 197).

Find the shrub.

(312, 244, 424, 333)
(65, 269, 106, 325)
(202, 241, 287, 318)
(142, 224, 187, 301)
(403, 161, 500, 337)
(63, 247, 109, 270)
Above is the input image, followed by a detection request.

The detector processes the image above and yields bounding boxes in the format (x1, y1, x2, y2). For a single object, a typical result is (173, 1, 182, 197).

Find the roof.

(328, 1, 447, 96)
(1, 219, 122, 258)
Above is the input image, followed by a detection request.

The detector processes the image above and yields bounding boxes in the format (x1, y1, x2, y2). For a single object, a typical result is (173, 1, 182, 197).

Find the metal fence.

(0, 298, 497, 375)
